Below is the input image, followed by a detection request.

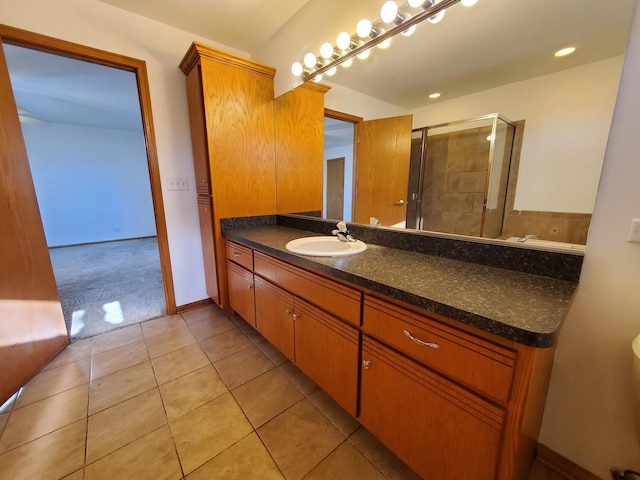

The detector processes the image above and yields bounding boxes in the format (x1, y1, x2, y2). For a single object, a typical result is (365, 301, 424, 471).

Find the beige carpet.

(49, 237, 166, 339)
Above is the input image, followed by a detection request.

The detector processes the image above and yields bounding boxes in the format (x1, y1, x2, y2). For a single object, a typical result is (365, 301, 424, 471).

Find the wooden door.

(293, 297, 359, 416)
(226, 261, 255, 327)
(254, 277, 295, 361)
(354, 115, 412, 227)
(359, 337, 505, 480)
(0, 41, 68, 405)
(326, 157, 345, 220)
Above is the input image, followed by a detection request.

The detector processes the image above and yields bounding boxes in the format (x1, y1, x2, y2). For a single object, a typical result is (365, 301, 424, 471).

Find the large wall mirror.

(280, 0, 635, 251)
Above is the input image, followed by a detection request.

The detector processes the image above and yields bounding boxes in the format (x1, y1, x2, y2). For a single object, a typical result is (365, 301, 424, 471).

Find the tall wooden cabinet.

(180, 43, 277, 307)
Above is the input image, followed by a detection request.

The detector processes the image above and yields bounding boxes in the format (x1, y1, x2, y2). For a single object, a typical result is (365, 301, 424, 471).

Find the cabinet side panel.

(275, 85, 325, 214)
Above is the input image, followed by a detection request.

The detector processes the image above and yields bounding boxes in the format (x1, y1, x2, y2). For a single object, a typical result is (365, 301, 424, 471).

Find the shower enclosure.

(406, 113, 516, 238)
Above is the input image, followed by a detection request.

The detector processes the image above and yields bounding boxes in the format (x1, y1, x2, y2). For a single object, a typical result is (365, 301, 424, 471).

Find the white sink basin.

(285, 236, 367, 257)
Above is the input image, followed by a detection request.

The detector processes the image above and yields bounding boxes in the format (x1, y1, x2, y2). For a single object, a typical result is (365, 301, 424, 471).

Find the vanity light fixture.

(554, 46, 576, 57)
(292, 0, 466, 82)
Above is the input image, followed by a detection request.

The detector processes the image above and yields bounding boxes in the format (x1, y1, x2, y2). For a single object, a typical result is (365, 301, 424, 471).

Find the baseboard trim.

(177, 298, 214, 313)
(537, 444, 603, 480)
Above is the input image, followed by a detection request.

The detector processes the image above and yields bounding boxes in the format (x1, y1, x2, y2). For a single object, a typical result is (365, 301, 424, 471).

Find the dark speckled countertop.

(224, 225, 578, 348)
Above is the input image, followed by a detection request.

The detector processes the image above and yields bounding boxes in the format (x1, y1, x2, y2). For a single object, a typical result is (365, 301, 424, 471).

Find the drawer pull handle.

(285, 309, 292, 315)
(292, 313, 300, 320)
(247, 285, 254, 290)
(403, 330, 440, 349)
(233, 252, 241, 257)
(362, 360, 371, 370)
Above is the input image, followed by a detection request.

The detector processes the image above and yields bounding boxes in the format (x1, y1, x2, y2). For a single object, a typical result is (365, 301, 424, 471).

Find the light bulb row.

(291, 0, 478, 82)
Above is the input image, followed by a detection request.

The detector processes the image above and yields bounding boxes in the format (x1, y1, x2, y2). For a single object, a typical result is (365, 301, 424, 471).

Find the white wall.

(1, 0, 247, 306)
(324, 82, 408, 120)
(324, 144, 354, 222)
(23, 123, 156, 247)
(539, 1, 640, 476)
(410, 57, 624, 214)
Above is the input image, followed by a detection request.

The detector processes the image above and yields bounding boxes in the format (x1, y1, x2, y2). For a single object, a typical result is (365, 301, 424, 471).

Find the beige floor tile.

(309, 389, 360, 436)
(527, 460, 550, 480)
(258, 399, 345, 480)
(43, 338, 92, 371)
(0, 419, 86, 480)
(86, 388, 166, 464)
(187, 433, 284, 480)
(238, 323, 266, 345)
(0, 413, 8, 437)
(229, 314, 249, 328)
(85, 425, 182, 480)
(61, 469, 84, 480)
(89, 361, 157, 415)
(170, 392, 253, 475)
(256, 340, 289, 366)
(151, 343, 211, 385)
(200, 328, 253, 363)
(214, 345, 275, 389)
(181, 305, 227, 326)
(349, 427, 421, 480)
(92, 324, 143, 355)
(15, 357, 91, 408)
(278, 362, 318, 396)
(305, 441, 386, 480)
(91, 340, 149, 380)
(232, 368, 304, 428)
(0, 385, 88, 454)
(547, 472, 565, 480)
(141, 314, 187, 338)
(159, 364, 228, 421)
(188, 315, 236, 342)
(145, 325, 197, 359)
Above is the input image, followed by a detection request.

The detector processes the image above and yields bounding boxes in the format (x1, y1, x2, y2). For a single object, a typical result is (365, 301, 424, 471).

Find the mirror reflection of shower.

(407, 114, 516, 238)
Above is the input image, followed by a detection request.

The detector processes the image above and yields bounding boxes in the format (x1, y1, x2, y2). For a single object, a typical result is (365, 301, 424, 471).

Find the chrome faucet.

(331, 221, 356, 242)
(518, 234, 539, 243)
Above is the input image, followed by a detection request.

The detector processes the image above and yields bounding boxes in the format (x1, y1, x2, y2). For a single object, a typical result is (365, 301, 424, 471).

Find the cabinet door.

(254, 277, 295, 361)
(227, 260, 255, 327)
(360, 337, 505, 480)
(198, 197, 219, 304)
(294, 297, 359, 416)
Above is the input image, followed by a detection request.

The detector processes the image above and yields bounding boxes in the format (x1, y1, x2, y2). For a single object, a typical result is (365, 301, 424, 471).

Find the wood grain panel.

(186, 66, 211, 196)
(360, 337, 505, 480)
(294, 297, 359, 415)
(225, 240, 253, 271)
(0, 41, 68, 404)
(226, 261, 256, 327)
(254, 252, 361, 326)
(354, 115, 412, 226)
(254, 276, 295, 361)
(363, 295, 516, 403)
(275, 83, 330, 214)
(197, 198, 219, 303)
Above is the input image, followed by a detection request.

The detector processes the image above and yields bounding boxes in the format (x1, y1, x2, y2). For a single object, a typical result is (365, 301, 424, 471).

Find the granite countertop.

(224, 225, 578, 348)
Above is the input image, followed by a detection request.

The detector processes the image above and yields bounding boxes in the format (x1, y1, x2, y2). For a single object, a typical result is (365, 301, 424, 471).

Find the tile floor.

(0, 304, 554, 480)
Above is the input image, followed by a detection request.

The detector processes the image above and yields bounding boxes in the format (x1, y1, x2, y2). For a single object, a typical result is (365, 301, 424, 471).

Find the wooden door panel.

(0, 40, 68, 404)
(359, 337, 504, 480)
(293, 297, 359, 416)
(198, 198, 220, 304)
(254, 277, 295, 361)
(354, 115, 412, 227)
(227, 261, 255, 327)
(326, 157, 345, 220)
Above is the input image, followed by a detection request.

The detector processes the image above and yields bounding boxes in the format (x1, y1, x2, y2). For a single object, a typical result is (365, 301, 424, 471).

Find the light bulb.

(427, 9, 445, 23)
(378, 38, 392, 49)
(342, 58, 354, 68)
(380, 1, 398, 23)
(554, 46, 576, 57)
(357, 19, 373, 38)
(357, 49, 370, 60)
(429, 92, 441, 99)
(461, 0, 478, 5)
(303, 52, 317, 68)
(408, 0, 426, 7)
(313, 74, 323, 83)
(401, 14, 416, 36)
(320, 42, 335, 59)
(326, 67, 337, 76)
(336, 32, 352, 50)
(291, 62, 303, 76)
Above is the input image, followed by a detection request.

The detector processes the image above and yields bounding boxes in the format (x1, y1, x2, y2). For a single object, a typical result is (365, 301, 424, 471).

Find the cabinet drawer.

(363, 296, 515, 403)
(226, 240, 253, 271)
(254, 252, 361, 326)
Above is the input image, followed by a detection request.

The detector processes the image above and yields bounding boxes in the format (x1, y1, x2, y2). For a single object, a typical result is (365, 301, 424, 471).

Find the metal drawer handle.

(403, 329, 440, 349)
(362, 360, 371, 370)
(247, 284, 254, 290)
(233, 251, 241, 257)
(285, 309, 292, 315)
(292, 313, 300, 320)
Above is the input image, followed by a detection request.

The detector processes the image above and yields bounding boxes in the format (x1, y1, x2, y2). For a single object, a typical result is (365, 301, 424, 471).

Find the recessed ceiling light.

(429, 92, 441, 99)
(554, 46, 576, 57)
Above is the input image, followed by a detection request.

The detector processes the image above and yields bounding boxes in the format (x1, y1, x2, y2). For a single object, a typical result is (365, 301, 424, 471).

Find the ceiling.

(3, 0, 635, 131)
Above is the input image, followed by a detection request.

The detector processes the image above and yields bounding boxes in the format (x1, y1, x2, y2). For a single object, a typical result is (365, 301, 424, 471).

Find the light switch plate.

(627, 218, 640, 243)
(167, 176, 189, 191)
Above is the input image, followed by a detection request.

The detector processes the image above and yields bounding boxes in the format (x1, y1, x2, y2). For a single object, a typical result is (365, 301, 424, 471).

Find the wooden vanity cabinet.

(226, 260, 255, 328)
(254, 276, 295, 361)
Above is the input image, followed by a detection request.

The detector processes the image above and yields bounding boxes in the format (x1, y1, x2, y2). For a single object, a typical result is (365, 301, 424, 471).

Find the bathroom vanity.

(222, 217, 580, 480)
